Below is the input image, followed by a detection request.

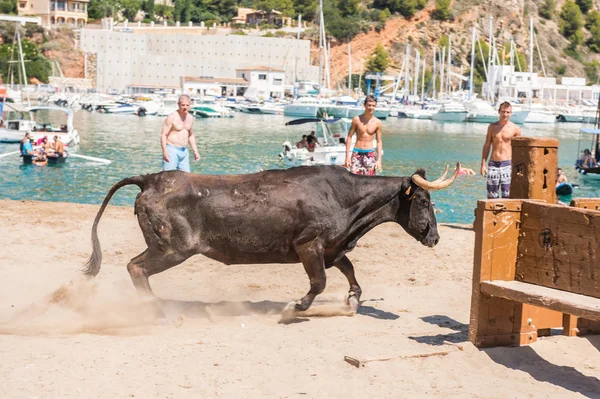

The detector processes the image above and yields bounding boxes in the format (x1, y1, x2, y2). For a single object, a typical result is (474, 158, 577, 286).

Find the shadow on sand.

(408, 315, 469, 345)
(157, 297, 401, 321)
(484, 340, 600, 398)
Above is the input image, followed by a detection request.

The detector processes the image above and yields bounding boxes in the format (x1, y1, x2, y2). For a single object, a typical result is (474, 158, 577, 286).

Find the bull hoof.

(345, 291, 360, 315)
(279, 301, 297, 322)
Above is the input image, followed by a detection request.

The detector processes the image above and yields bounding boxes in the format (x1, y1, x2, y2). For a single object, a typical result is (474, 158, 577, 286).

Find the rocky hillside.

(42, 27, 84, 79)
(328, 0, 600, 88)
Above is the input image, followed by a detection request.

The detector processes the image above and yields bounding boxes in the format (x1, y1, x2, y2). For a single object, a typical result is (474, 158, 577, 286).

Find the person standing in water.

(161, 95, 200, 172)
(344, 95, 383, 175)
(480, 101, 522, 198)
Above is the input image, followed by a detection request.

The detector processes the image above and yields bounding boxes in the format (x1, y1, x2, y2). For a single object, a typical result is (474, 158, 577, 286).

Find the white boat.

(557, 106, 597, 123)
(327, 96, 359, 118)
(280, 118, 349, 167)
(135, 101, 160, 116)
(283, 97, 332, 118)
(190, 97, 233, 118)
(405, 104, 441, 120)
(465, 100, 529, 124)
(239, 102, 283, 115)
(0, 106, 80, 146)
(158, 97, 179, 116)
(432, 102, 468, 122)
(575, 126, 600, 180)
(0, 119, 38, 143)
(104, 102, 138, 114)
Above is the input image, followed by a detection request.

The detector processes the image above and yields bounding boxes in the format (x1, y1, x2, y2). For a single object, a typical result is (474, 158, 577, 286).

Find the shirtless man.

(160, 94, 199, 172)
(480, 101, 522, 199)
(344, 95, 383, 175)
(53, 135, 65, 157)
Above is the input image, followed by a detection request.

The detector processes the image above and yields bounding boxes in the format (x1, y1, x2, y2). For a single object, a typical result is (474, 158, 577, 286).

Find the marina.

(0, 110, 595, 224)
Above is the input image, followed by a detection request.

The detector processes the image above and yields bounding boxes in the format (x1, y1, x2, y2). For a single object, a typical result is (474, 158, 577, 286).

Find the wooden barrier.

(510, 137, 559, 203)
(469, 199, 600, 347)
(509, 137, 562, 336)
(570, 198, 600, 335)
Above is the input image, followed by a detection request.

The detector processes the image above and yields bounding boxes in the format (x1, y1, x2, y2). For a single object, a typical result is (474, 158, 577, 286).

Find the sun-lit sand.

(1, 199, 599, 398)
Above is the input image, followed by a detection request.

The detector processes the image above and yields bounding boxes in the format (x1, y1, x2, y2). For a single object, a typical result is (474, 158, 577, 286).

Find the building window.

(273, 78, 283, 85)
(258, 74, 267, 80)
(19, 2, 25, 8)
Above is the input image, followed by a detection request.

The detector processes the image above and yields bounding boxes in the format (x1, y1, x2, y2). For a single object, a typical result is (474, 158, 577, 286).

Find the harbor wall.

(80, 30, 319, 92)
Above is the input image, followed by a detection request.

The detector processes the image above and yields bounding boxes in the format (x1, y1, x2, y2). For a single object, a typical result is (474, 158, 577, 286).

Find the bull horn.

(432, 164, 449, 184)
(412, 162, 461, 191)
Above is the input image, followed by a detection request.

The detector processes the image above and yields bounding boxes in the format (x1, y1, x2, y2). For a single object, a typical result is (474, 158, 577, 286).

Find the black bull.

(84, 165, 458, 314)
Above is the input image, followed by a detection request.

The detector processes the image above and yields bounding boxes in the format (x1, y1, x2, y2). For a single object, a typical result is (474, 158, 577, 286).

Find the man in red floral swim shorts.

(344, 94, 383, 176)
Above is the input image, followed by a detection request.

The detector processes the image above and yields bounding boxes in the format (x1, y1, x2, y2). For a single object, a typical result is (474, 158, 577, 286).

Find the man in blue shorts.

(480, 101, 522, 198)
(160, 95, 200, 172)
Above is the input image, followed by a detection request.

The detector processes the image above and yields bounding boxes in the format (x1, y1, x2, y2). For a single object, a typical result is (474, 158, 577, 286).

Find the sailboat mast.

(348, 39, 352, 93)
(469, 26, 476, 100)
(432, 47, 437, 100)
(529, 17, 533, 108)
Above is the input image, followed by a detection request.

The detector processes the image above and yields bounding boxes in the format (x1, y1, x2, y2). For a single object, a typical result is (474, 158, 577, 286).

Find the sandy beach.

(1, 199, 599, 398)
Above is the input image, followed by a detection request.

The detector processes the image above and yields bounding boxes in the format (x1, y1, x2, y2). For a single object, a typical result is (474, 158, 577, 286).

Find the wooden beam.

(481, 280, 600, 321)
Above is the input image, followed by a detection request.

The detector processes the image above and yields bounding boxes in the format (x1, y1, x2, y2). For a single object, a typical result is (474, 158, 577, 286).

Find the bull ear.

(413, 168, 426, 179)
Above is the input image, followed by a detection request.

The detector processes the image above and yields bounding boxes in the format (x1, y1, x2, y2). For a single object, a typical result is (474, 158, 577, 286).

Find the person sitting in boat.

(32, 152, 47, 166)
(556, 168, 568, 185)
(296, 135, 308, 149)
(306, 135, 319, 152)
(53, 135, 65, 157)
(40, 136, 54, 155)
(21, 133, 40, 157)
(577, 149, 596, 168)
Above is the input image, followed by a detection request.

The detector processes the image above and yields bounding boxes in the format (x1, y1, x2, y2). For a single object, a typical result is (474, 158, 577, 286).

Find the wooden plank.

(516, 201, 600, 299)
(469, 200, 524, 344)
(571, 198, 600, 210)
(480, 281, 600, 321)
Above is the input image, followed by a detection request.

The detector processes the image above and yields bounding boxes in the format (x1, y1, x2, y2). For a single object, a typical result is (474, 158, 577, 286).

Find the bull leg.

(291, 243, 327, 312)
(127, 249, 193, 297)
(334, 255, 362, 313)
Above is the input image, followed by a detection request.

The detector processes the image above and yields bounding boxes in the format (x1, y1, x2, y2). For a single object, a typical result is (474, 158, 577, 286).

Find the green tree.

(0, 0, 17, 14)
(585, 10, 600, 30)
(584, 60, 599, 83)
(256, 0, 295, 16)
(338, 0, 360, 17)
(0, 38, 52, 83)
(372, 0, 421, 18)
(587, 14, 600, 52)
(293, 0, 318, 21)
(575, 0, 592, 14)
(322, 1, 362, 40)
(182, 0, 192, 22)
(365, 43, 391, 73)
(146, 0, 155, 20)
(432, 0, 452, 21)
(539, 0, 555, 20)
(173, 0, 183, 22)
(119, 0, 142, 21)
(559, 1, 583, 39)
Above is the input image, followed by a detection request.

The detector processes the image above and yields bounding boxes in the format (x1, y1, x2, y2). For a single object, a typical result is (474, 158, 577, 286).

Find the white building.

(483, 65, 600, 103)
(181, 76, 249, 97)
(235, 66, 285, 99)
(80, 29, 318, 92)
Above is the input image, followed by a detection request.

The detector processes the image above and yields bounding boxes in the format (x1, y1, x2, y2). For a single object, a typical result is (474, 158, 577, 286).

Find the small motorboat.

(22, 152, 68, 165)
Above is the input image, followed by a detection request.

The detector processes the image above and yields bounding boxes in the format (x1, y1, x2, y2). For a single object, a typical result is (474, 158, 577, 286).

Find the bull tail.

(83, 175, 148, 277)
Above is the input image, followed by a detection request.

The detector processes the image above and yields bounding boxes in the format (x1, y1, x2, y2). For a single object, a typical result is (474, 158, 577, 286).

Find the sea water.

(0, 111, 596, 224)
